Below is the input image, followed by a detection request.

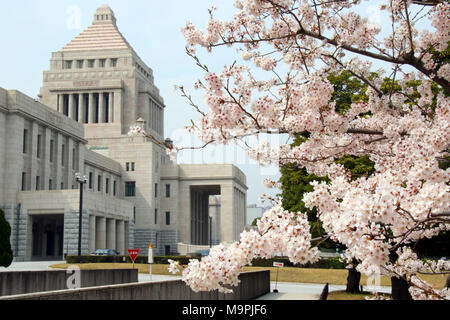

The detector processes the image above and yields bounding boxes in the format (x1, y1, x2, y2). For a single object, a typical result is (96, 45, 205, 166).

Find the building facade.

(0, 5, 247, 261)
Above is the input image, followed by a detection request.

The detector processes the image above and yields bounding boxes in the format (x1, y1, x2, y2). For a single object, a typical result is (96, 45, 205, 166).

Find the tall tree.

(148, 1, 450, 299)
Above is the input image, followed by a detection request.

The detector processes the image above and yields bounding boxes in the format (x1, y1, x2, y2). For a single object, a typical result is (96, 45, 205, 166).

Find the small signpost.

(273, 262, 284, 293)
(128, 249, 140, 269)
(148, 244, 154, 281)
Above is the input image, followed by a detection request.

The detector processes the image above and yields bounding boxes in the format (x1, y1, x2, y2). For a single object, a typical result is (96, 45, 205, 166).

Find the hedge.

(65, 255, 345, 269)
(65, 255, 191, 265)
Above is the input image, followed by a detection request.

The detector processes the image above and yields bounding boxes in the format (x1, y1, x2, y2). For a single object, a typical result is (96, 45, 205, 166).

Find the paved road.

(0, 261, 391, 300)
(0, 261, 65, 272)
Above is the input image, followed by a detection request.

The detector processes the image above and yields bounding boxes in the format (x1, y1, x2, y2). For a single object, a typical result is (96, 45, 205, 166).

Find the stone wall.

(0, 268, 138, 297)
(0, 270, 270, 300)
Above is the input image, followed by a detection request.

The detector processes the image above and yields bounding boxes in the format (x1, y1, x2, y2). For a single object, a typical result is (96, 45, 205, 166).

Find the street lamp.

(209, 216, 212, 248)
(75, 173, 88, 256)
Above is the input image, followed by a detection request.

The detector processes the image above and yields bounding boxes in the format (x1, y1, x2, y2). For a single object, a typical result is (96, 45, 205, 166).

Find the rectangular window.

(155, 208, 158, 224)
(49, 179, 52, 190)
(110, 58, 118, 67)
(88, 59, 95, 68)
(125, 182, 136, 197)
(37, 134, 42, 158)
(61, 144, 65, 166)
(21, 172, 26, 191)
(49, 139, 54, 162)
(77, 60, 84, 69)
(97, 175, 102, 192)
(106, 178, 110, 194)
(131, 162, 135, 171)
(155, 183, 158, 198)
(61, 182, 64, 190)
(133, 207, 136, 222)
(113, 180, 117, 196)
(89, 172, 93, 189)
(166, 212, 170, 225)
(126, 162, 130, 171)
(36, 176, 40, 191)
(23, 129, 28, 154)
(65, 60, 73, 69)
(165, 184, 170, 198)
(99, 59, 106, 68)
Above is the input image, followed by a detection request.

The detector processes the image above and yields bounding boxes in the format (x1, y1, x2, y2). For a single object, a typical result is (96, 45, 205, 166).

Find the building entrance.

(190, 185, 221, 245)
(31, 214, 64, 260)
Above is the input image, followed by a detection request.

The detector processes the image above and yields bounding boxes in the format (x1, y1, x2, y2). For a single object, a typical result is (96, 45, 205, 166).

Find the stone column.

(220, 183, 234, 243)
(99, 92, 105, 123)
(88, 93, 95, 124)
(114, 90, 122, 131)
(106, 218, 116, 249)
(68, 94, 74, 119)
(89, 215, 96, 252)
(124, 221, 129, 250)
(79, 94, 86, 124)
(96, 217, 106, 249)
(116, 220, 125, 255)
(108, 92, 114, 123)
(58, 94, 64, 113)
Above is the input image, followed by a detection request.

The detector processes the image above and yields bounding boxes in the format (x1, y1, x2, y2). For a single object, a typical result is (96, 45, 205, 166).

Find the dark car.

(90, 249, 120, 256)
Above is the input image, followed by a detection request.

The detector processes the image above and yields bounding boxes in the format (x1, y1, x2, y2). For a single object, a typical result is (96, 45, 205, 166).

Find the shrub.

(65, 255, 345, 269)
(65, 255, 198, 265)
(0, 209, 13, 268)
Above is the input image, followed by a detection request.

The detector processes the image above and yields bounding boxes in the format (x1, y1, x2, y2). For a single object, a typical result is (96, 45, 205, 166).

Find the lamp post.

(209, 216, 212, 248)
(75, 173, 88, 256)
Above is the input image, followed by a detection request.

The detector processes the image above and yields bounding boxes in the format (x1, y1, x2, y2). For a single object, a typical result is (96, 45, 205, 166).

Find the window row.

(154, 209, 171, 226)
(124, 182, 171, 198)
(135, 62, 152, 81)
(64, 58, 118, 70)
(21, 173, 75, 191)
(88, 172, 118, 196)
(23, 129, 79, 170)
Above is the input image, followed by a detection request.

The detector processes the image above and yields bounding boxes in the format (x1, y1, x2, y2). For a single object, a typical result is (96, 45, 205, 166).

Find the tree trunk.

(319, 283, 329, 300)
(346, 263, 362, 294)
(389, 249, 412, 300)
(391, 277, 412, 300)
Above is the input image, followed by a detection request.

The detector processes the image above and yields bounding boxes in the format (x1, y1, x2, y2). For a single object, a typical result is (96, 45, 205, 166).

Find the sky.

(0, 0, 283, 205)
(0, 1, 432, 205)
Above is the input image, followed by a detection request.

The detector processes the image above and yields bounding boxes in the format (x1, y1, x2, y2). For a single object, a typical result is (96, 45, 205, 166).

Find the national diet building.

(0, 5, 247, 261)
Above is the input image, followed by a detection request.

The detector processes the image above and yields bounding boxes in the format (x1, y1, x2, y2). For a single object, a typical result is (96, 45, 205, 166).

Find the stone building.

(0, 5, 247, 261)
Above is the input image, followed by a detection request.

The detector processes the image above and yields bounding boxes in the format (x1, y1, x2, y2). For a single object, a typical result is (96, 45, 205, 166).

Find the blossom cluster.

(170, 201, 319, 293)
(178, 0, 450, 299)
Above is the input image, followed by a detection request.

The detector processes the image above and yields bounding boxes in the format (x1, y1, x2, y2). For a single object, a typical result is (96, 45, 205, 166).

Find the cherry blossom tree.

(144, 0, 450, 300)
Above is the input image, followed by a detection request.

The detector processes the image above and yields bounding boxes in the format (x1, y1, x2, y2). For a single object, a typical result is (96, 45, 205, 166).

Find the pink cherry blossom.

(175, 0, 450, 299)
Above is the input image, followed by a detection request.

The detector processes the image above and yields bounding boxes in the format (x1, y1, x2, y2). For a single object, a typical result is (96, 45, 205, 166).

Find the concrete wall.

(0, 270, 269, 300)
(0, 268, 138, 297)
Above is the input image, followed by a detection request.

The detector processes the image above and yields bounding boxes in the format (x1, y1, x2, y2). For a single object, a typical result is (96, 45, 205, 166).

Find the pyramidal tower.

(39, 4, 165, 140)
(39, 5, 172, 252)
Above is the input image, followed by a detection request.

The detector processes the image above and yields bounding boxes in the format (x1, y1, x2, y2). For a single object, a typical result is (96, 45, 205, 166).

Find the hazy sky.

(0, 0, 283, 205)
(0, 1, 427, 205)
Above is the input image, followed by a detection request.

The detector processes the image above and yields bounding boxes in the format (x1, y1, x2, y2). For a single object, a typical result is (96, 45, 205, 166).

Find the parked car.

(195, 249, 210, 257)
(90, 249, 120, 256)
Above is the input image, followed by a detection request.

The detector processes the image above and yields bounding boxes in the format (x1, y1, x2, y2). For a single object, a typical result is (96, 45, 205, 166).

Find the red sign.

(128, 249, 140, 263)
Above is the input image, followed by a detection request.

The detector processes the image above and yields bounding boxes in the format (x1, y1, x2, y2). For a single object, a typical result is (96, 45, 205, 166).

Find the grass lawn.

(50, 263, 447, 290)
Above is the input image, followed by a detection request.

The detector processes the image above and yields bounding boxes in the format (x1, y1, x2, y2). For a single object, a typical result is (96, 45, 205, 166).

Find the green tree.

(279, 71, 375, 293)
(0, 209, 13, 267)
